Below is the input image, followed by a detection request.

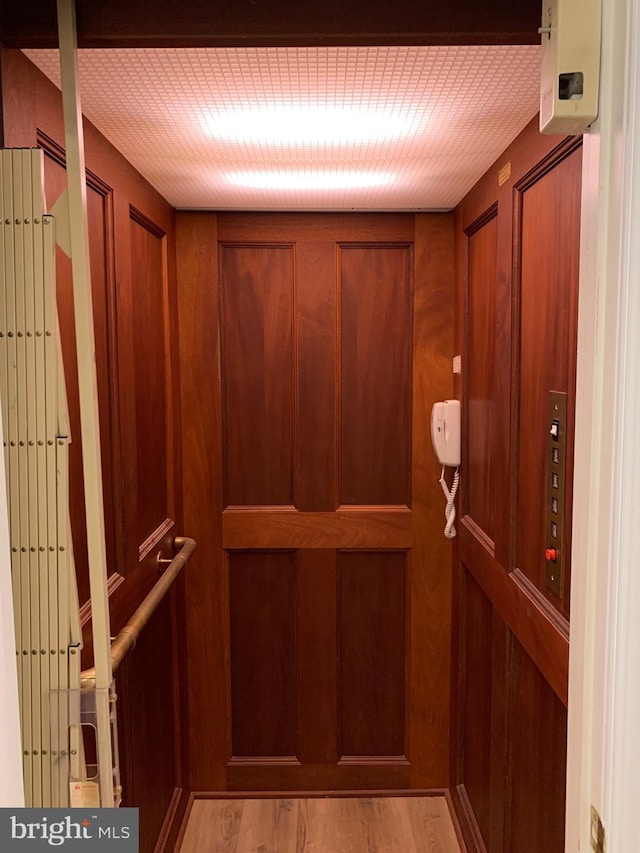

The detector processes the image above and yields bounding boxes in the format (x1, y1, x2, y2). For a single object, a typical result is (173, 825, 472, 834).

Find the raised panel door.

(180, 212, 455, 791)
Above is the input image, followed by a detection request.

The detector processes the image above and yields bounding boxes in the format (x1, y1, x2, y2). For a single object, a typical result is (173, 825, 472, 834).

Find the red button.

(546, 548, 557, 562)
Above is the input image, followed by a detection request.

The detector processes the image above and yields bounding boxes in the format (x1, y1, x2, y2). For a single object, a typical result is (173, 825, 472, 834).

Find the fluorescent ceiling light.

(225, 170, 394, 190)
(201, 107, 417, 144)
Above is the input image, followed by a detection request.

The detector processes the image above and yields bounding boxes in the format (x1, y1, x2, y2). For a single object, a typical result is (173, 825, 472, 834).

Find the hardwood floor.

(178, 796, 462, 852)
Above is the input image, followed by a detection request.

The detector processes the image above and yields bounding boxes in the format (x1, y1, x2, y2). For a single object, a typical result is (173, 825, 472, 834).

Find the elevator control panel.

(545, 391, 568, 597)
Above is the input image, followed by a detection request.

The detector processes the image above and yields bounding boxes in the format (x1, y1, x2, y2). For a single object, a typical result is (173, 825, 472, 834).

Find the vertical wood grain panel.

(87, 184, 117, 580)
(42, 146, 117, 603)
(453, 121, 580, 853)
(220, 244, 295, 508)
(465, 211, 497, 543)
(516, 147, 581, 615)
(177, 213, 228, 790)
(297, 241, 337, 511)
(297, 549, 338, 764)
(411, 213, 455, 788)
(229, 551, 298, 758)
(129, 211, 169, 546)
(338, 551, 406, 758)
(339, 245, 412, 507)
(117, 597, 176, 853)
(509, 638, 567, 853)
(461, 570, 493, 843)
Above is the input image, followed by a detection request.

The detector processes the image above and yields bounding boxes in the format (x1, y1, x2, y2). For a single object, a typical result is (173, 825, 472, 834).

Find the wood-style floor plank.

(180, 799, 244, 853)
(179, 796, 462, 853)
(357, 797, 418, 853)
(234, 799, 299, 853)
(405, 797, 461, 853)
(298, 796, 369, 852)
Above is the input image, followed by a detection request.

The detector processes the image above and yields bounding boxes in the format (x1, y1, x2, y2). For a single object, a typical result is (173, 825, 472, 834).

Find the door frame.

(566, 0, 640, 848)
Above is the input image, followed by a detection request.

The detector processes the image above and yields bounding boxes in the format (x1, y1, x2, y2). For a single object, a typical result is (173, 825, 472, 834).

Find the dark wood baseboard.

(190, 787, 449, 800)
(449, 784, 487, 853)
(154, 787, 190, 853)
(445, 789, 471, 853)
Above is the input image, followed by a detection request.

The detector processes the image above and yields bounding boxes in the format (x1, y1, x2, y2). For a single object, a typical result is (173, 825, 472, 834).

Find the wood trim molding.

(464, 201, 498, 238)
(445, 788, 474, 853)
(36, 128, 115, 198)
(218, 240, 295, 249)
(338, 756, 410, 766)
(460, 517, 569, 705)
(460, 514, 495, 558)
(227, 757, 301, 767)
(153, 787, 190, 853)
(190, 787, 450, 799)
(139, 517, 175, 562)
(129, 203, 166, 238)
(337, 240, 414, 248)
(172, 792, 196, 853)
(510, 568, 570, 641)
(79, 571, 125, 625)
(451, 784, 487, 853)
(514, 135, 584, 195)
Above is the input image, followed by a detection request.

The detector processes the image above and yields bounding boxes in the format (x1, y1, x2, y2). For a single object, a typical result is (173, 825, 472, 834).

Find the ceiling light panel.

(23, 45, 541, 210)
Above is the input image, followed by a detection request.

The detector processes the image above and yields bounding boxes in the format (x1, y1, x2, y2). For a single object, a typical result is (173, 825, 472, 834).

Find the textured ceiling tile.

(23, 45, 541, 211)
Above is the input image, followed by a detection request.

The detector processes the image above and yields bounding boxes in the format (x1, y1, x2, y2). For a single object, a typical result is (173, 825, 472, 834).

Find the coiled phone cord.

(439, 465, 460, 539)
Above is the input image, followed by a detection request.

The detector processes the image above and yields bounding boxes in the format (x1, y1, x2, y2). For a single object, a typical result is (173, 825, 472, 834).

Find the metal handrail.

(80, 536, 196, 689)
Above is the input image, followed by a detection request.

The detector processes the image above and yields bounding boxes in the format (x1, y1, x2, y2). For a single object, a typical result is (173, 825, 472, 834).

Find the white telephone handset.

(431, 400, 461, 539)
(430, 400, 461, 467)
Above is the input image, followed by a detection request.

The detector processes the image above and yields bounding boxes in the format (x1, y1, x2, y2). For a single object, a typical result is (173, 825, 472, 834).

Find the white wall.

(567, 0, 640, 847)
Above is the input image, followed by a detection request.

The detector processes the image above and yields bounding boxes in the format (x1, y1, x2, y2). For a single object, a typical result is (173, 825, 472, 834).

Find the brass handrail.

(80, 536, 196, 689)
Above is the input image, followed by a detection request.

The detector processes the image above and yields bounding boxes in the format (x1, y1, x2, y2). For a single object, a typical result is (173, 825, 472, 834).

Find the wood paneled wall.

(451, 117, 582, 852)
(1, 49, 187, 852)
(2, 42, 581, 852)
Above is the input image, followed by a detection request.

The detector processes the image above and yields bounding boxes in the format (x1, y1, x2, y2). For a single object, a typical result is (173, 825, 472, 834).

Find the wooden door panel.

(338, 550, 407, 759)
(221, 233, 415, 785)
(460, 521, 568, 707)
(220, 244, 295, 508)
(41, 137, 117, 605)
(222, 508, 412, 549)
(229, 550, 298, 758)
(180, 211, 453, 792)
(117, 598, 177, 853)
(460, 570, 493, 843)
(129, 209, 171, 550)
(509, 638, 567, 853)
(297, 549, 338, 765)
(452, 122, 581, 851)
(516, 148, 581, 615)
(339, 244, 412, 507)
(297, 241, 337, 511)
(465, 210, 497, 546)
